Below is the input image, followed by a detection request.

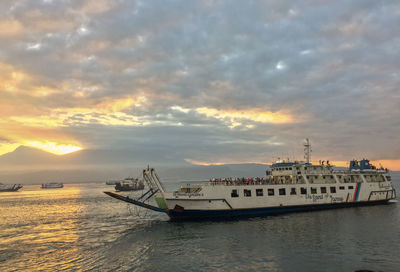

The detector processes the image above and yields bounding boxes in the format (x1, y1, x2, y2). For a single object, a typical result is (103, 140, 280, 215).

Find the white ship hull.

(160, 180, 395, 220)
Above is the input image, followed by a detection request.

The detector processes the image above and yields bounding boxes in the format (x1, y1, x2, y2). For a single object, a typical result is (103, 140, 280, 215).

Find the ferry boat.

(41, 182, 64, 189)
(0, 183, 23, 192)
(114, 178, 145, 192)
(106, 180, 119, 185)
(105, 139, 396, 220)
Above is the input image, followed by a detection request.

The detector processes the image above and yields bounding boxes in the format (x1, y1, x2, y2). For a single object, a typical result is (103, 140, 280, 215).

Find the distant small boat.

(106, 180, 119, 185)
(115, 178, 144, 192)
(41, 183, 64, 189)
(0, 183, 23, 192)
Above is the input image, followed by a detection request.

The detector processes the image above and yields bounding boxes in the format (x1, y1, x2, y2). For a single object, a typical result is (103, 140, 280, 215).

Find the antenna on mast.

(304, 138, 311, 163)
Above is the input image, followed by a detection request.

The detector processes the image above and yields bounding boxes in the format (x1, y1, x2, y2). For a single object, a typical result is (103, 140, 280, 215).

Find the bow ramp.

(104, 167, 168, 214)
(104, 191, 167, 213)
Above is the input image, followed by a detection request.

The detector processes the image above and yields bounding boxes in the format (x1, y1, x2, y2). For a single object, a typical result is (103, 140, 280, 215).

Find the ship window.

(231, 189, 239, 198)
(290, 188, 296, 195)
(330, 187, 336, 193)
(256, 189, 263, 196)
(386, 176, 391, 181)
(279, 188, 286, 195)
(323, 176, 326, 179)
(289, 167, 292, 170)
(268, 189, 274, 196)
(339, 186, 345, 190)
(348, 186, 354, 190)
(311, 187, 317, 194)
(244, 189, 252, 197)
(320, 187, 327, 194)
(301, 187, 307, 194)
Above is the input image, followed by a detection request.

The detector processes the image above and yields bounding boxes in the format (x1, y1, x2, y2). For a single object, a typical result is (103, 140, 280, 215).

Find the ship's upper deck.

(270, 158, 387, 176)
(271, 161, 333, 176)
(175, 140, 390, 192)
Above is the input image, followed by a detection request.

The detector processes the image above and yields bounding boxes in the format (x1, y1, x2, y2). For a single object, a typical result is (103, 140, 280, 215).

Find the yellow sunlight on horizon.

(26, 141, 82, 155)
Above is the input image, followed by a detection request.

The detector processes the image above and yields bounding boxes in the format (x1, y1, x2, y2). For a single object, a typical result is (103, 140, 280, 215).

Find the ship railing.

(333, 169, 388, 174)
(332, 170, 349, 174)
(304, 170, 333, 175)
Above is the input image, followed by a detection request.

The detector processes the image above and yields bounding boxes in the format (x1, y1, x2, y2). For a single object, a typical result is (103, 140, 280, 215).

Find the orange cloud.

(196, 107, 292, 128)
(96, 96, 146, 113)
(79, 0, 117, 14)
(0, 93, 147, 157)
(184, 158, 269, 166)
(0, 63, 29, 93)
(0, 62, 59, 97)
(0, 20, 24, 37)
(322, 160, 400, 171)
(0, 119, 83, 156)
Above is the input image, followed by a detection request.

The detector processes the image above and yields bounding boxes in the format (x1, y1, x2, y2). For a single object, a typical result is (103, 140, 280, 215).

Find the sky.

(0, 0, 399, 169)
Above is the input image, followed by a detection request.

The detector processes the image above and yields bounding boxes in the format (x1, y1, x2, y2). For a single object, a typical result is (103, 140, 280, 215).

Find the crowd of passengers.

(208, 176, 304, 185)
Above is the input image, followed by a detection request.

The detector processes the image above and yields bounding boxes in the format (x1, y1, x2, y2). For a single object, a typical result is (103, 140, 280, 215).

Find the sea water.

(1, 174, 399, 272)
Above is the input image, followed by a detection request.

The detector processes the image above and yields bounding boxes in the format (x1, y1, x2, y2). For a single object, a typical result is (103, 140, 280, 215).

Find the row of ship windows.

(231, 186, 354, 197)
(274, 167, 298, 171)
(273, 175, 385, 182)
(272, 168, 387, 181)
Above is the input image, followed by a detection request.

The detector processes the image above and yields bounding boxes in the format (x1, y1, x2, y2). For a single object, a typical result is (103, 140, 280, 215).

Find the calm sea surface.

(1, 174, 399, 272)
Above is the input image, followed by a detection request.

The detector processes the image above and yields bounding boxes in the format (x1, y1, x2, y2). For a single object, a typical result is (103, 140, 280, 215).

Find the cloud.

(0, 0, 399, 168)
(0, 19, 24, 37)
(195, 107, 292, 128)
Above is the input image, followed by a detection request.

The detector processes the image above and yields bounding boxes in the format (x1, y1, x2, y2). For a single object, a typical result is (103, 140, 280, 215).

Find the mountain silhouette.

(0, 145, 191, 169)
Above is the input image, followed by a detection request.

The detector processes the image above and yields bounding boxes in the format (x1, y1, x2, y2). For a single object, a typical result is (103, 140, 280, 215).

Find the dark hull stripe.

(167, 200, 392, 220)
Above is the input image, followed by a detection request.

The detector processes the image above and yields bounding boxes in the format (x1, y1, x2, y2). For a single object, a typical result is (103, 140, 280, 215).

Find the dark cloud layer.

(0, 0, 399, 166)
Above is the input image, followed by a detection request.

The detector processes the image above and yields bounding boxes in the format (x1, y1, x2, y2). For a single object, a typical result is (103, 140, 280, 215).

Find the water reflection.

(0, 180, 399, 271)
(0, 185, 84, 271)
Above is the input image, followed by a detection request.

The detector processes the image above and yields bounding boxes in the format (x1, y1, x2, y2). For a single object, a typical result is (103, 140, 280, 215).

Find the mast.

(304, 138, 311, 163)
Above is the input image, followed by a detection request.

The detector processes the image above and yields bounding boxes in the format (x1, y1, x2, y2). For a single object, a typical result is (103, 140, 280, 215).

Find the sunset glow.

(196, 107, 292, 127)
(26, 142, 82, 155)
(0, 0, 398, 172)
